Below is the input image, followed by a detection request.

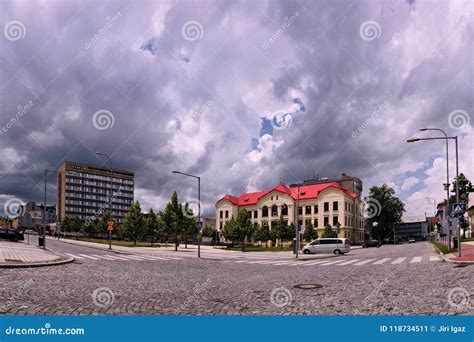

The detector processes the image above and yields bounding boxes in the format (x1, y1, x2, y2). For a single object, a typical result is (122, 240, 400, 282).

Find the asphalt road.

(0, 239, 472, 315)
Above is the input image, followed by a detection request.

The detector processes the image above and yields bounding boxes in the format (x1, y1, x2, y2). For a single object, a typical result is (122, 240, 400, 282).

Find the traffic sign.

(196, 221, 202, 229)
(107, 220, 114, 231)
(335, 222, 341, 233)
(452, 203, 465, 214)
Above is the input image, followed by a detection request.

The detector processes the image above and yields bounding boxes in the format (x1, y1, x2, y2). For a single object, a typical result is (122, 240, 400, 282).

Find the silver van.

(302, 238, 350, 255)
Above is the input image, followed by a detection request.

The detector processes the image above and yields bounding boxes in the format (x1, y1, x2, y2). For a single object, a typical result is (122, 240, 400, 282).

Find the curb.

(0, 256, 75, 268)
(47, 237, 133, 255)
(431, 242, 474, 265)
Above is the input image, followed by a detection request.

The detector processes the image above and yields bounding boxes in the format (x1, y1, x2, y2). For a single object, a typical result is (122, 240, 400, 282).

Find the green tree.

(70, 216, 84, 238)
(272, 216, 289, 248)
(303, 222, 316, 242)
(60, 216, 72, 236)
(364, 184, 405, 242)
(122, 201, 145, 246)
(145, 208, 160, 243)
(322, 224, 336, 238)
(235, 210, 254, 251)
(449, 173, 473, 238)
(181, 202, 198, 248)
(201, 226, 214, 238)
(161, 192, 182, 250)
(222, 216, 238, 245)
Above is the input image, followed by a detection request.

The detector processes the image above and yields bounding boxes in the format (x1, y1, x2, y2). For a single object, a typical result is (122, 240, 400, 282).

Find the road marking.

(78, 254, 99, 260)
(64, 253, 84, 260)
(391, 257, 406, 264)
(337, 259, 361, 265)
(142, 255, 171, 260)
(429, 255, 441, 261)
(120, 255, 147, 260)
(319, 259, 347, 266)
(373, 258, 391, 265)
(91, 254, 116, 260)
(105, 255, 130, 260)
(354, 259, 376, 265)
(410, 256, 422, 263)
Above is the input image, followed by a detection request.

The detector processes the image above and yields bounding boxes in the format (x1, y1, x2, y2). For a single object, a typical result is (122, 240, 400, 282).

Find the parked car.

(408, 238, 416, 243)
(302, 238, 350, 255)
(0, 228, 24, 242)
(24, 229, 38, 235)
(362, 239, 380, 248)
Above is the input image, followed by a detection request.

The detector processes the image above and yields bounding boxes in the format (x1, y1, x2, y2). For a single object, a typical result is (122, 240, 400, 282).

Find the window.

(254, 210, 258, 219)
(262, 206, 268, 217)
(305, 219, 312, 226)
(333, 201, 338, 211)
(324, 216, 329, 226)
(324, 202, 329, 212)
(219, 211, 223, 219)
(314, 205, 318, 214)
(298, 206, 303, 215)
(225, 210, 229, 218)
(281, 204, 288, 216)
(314, 219, 319, 227)
(333, 216, 339, 226)
(276, 196, 278, 200)
(298, 220, 303, 227)
(271, 205, 278, 217)
(219, 222, 223, 229)
(305, 206, 311, 215)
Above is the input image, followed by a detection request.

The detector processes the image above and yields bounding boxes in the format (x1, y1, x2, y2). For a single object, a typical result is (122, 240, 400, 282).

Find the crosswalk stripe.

(78, 254, 99, 260)
(429, 255, 441, 261)
(303, 259, 334, 266)
(91, 254, 116, 260)
(410, 256, 422, 263)
(373, 258, 391, 265)
(120, 255, 146, 260)
(391, 257, 406, 264)
(137, 255, 170, 261)
(106, 255, 129, 260)
(319, 259, 347, 266)
(64, 253, 84, 260)
(337, 259, 361, 266)
(354, 259, 376, 265)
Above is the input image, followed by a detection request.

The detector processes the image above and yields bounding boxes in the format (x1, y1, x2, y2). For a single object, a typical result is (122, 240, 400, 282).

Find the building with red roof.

(216, 179, 365, 243)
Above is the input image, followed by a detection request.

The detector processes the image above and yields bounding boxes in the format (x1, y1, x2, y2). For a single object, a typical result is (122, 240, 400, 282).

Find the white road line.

(373, 258, 391, 265)
(391, 257, 406, 264)
(410, 256, 423, 263)
(429, 255, 441, 261)
(303, 260, 335, 266)
(319, 259, 347, 266)
(91, 254, 116, 260)
(354, 259, 376, 265)
(78, 254, 99, 260)
(120, 255, 147, 260)
(64, 253, 84, 260)
(141, 255, 170, 260)
(106, 255, 129, 260)
(272, 261, 303, 266)
(337, 259, 361, 266)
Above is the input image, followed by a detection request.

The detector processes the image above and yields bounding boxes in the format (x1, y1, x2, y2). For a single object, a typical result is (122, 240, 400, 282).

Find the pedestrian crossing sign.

(452, 203, 464, 214)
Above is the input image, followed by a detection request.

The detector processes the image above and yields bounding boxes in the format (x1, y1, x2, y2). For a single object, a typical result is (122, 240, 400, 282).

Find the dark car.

(0, 228, 24, 242)
(362, 239, 380, 248)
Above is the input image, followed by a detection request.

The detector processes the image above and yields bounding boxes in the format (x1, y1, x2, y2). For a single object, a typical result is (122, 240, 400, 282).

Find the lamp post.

(295, 182, 301, 259)
(96, 152, 113, 250)
(172, 170, 201, 258)
(407, 128, 461, 256)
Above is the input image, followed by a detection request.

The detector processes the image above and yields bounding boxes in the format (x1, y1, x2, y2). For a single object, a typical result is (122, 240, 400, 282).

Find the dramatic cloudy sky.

(0, 0, 473, 219)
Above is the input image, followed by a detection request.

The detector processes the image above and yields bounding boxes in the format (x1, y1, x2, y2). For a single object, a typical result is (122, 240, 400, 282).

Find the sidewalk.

(446, 241, 474, 264)
(0, 240, 74, 268)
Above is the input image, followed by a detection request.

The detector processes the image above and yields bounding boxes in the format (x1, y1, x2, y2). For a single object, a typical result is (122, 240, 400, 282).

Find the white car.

(302, 238, 350, 255)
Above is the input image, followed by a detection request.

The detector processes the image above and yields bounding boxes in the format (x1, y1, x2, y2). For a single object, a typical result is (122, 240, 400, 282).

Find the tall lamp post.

(295, 182, 301, 259)
(172, 171, 201, 258)
(407, 128, 461, 256)
(96, 152, 113, 250)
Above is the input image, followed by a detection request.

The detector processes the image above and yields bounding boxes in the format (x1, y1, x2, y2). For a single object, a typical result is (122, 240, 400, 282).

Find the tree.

(70, 216, 84, 238)
(146, 208, 160, 243)
(181, 202, 198, 248)
(161, 192, 182, 250)
(235, 210, 254, 251)
(222, 216, 238, 245)
(122, 201, 145, 246)
(303, 222, 316, 242)
(449, 173, 473, 238)
(252, 224, 264, 247)
(201, 226, 214, 238)
(60, 216, 72, 236)
(364, 184, 405, 242)
(322, 224, 336, 238)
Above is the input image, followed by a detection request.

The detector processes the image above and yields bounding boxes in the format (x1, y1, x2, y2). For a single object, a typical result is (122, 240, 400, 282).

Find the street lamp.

(295, 182, 301, 259)
(407, 128, 461, 256)
(96, 152, 113, 250)
(172, 170, 201, 258)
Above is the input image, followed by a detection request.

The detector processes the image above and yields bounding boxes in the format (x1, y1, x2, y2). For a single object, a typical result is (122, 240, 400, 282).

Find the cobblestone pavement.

(0, 240, 472, 315)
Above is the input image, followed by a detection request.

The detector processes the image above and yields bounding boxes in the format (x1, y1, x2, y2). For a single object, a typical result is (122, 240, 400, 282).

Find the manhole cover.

(293, 284, 323, 290)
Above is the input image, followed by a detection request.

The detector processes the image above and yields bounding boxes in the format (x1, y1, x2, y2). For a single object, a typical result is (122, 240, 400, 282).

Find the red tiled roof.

(217, 182, 357, 207)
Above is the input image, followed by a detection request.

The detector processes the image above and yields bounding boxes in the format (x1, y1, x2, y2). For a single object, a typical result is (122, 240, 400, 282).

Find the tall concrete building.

(57, 161, 134, 223)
